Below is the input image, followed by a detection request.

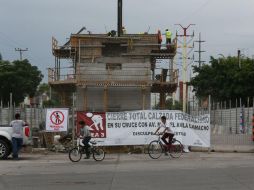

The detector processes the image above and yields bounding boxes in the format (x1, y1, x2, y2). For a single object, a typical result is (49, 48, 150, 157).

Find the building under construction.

(48, 0, 178, 112)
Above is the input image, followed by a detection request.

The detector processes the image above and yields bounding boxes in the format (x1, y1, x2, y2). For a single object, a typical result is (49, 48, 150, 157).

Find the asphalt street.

(0, 152, 254, 190)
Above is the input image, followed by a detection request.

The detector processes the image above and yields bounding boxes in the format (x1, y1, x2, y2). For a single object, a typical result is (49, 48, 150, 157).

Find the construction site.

(48, 0, 178, 112)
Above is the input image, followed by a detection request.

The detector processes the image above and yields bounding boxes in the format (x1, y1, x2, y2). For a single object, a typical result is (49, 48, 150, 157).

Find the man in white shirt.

(154, 116, 174, 152)
(10, 113, 26, 160)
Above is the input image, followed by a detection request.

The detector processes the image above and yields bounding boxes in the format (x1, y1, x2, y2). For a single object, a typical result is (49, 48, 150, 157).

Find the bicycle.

(148, 134, 183, 159)
(68, 137, 105, 162)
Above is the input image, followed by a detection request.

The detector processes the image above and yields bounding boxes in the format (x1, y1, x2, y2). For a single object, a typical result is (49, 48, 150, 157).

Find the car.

(0, 125, 31, 159)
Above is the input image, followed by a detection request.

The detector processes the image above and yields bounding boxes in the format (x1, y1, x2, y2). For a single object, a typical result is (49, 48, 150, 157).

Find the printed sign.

(77, 110, 210, 147)
(46, 109, 69, 132)
(77, 112, 106, 138)
(156, 59, 171, 69)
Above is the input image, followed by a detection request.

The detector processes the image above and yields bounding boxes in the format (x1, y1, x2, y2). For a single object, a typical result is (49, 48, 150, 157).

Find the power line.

(177, 0, 212, 23)
(15, 48, 28, 60)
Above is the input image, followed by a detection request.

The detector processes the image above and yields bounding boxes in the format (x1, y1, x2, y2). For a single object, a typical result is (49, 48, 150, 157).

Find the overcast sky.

(1, 0, 254, 81)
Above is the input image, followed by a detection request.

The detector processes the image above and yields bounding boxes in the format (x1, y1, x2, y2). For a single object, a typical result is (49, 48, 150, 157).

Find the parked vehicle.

(0, 125, 30, 159)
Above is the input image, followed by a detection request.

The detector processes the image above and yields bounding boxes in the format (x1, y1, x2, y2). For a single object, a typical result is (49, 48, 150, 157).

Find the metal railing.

(48, 67, 179, 86)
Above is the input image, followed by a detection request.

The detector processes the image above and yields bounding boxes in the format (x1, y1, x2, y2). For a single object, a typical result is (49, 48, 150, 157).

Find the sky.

(0, 0, 254, 82)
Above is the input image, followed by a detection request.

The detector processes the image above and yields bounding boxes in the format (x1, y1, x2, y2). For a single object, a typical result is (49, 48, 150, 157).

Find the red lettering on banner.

(50, 125, 64, 131)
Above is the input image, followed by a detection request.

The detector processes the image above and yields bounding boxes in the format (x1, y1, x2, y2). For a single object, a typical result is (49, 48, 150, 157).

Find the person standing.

(157, 30, 162, 50)
(165, 29, 172, 45)
(122, 26, 127, 34)
(79, 121, 92, 159)
(10, 113, 26, 160)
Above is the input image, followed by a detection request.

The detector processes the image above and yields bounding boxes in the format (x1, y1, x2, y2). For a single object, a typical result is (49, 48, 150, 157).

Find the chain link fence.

(1, 97, 253, 148)
(189, 96, 254, 146)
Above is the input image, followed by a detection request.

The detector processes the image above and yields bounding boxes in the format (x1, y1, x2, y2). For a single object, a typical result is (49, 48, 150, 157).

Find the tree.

(36, 83, 50, 96)
(154, 98, 182, 110)
(190, 56, 254, 101)
(35, 83, 61, 107)
(0, 59, 43, 106)
(0, 53, 2, 61)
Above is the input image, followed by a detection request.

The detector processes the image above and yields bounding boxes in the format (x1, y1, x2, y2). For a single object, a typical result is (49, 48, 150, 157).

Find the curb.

(190, 145, 254, 153)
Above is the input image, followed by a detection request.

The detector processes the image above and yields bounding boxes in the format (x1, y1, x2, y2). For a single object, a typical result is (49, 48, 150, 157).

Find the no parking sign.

(46, 108, 69, 132)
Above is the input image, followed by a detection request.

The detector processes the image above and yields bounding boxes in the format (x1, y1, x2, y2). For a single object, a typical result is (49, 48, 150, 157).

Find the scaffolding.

(49, 33, 178, 110)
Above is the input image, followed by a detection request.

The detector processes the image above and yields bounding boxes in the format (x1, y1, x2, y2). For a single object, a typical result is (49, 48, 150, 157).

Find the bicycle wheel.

(169, 139, 183, 158)
(148, 140, 163, 159)
(92, 147, 105, 161)
(69, 147, 82, 162)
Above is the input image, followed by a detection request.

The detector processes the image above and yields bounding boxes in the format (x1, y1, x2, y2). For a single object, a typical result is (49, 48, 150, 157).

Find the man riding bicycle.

(154, 116, 174, 154)
(79, 120, 92, 159)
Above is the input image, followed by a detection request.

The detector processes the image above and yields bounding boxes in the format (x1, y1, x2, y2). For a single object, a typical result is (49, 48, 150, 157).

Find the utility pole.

(194, 33, 205, 67)
(117, 0, 123, 37)
(15, 48, 28, 60)
(175, 24, 195, 113)
(237, 49, 241, 69)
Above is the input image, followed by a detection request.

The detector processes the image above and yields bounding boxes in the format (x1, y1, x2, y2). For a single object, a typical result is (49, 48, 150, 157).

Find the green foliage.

(191, 56, 254, 101)
(154, 98, 182, 110)
(35, 83, 61, 108)
(0, 53, 2, 61)
(0, 59, 43, 105)
(42, 99, 60, 108)
(36, 83, 50, 96)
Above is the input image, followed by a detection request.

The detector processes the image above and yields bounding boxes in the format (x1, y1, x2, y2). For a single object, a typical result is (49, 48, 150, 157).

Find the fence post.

(0, 100, 2, 125)
(252, 113, 254, 141)
(239, 98, 244, 133)
(214, 101, 216, 133)
(229, 100, 232, 134)
(236, 98, 238, 134)
(72, 93, 75, 147)
(247, 97, 250, 134)
(9, 93, 13, 124)
(208, 95, 211, 114)
(220, 101, 222, 134)
(192, 96, 195, 115)
(208, 95, 211, 153)
(253, 97, 254, 114)
(30, 107, 32, 130)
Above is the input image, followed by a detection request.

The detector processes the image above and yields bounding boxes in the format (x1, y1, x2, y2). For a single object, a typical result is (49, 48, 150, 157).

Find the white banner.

(156, 59, 170, 69)
(46, 108, 69, 132)
(79, 110, 210, 147)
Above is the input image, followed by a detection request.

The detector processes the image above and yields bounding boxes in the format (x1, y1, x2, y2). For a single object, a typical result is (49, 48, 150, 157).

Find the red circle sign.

(50, 111, 65, 125)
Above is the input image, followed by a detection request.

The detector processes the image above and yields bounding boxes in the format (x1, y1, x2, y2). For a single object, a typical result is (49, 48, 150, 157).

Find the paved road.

(0, 152, 254, 190)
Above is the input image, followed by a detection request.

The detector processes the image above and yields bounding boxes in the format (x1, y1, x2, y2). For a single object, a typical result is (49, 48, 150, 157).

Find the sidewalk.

(191, 145, 254, 153)
(20, 144, 254, 157)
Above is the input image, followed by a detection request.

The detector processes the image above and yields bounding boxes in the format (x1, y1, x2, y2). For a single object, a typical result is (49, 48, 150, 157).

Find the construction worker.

(107, 30, 117, 37)
(122, 26, 127, 34)
(165, 29, 172, 44)
(157, 30, 162, 50)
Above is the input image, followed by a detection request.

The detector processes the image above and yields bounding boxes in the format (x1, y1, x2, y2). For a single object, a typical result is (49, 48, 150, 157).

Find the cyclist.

(79, 120, 92, 159)
(154, 116, 174, 154)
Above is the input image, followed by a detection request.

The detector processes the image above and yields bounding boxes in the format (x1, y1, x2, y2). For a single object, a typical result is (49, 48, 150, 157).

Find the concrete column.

(142, 86, 146, 110)
(103, 86, 108, 112)
(160, 92, 166, 110)
(83, 86, 87, 111)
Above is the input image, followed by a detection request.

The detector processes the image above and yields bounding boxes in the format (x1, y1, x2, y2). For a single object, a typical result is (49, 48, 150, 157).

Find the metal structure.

(49, 33, 178, 111)
(176, 24, 195, 113)
(194, 33, 205, 67)
(15, 48, 28, 60)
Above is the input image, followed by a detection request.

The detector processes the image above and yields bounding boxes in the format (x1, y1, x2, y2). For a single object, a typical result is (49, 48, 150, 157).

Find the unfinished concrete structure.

(48, 1, 178, 112)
